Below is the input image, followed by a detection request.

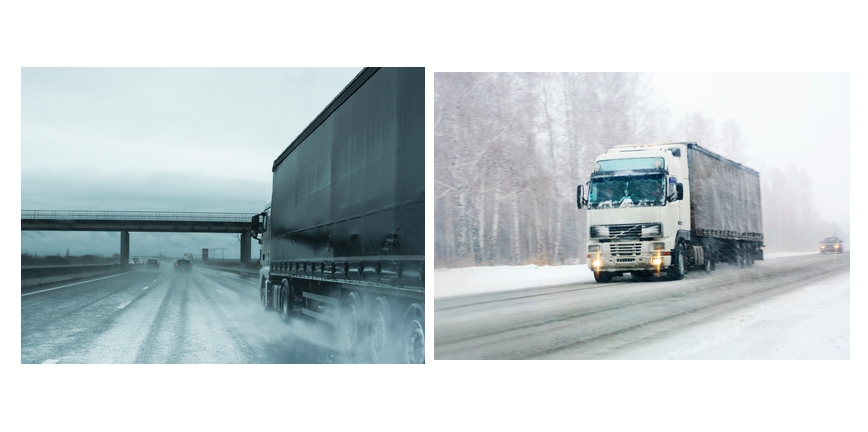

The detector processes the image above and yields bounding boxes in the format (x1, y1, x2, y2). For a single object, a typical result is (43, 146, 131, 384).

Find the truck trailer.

(250, 67, 425, 363)
(577, 142, 763, 282)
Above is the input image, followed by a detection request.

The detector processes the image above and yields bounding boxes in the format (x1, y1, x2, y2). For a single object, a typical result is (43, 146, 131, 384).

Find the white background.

(4, 1, 862, 430)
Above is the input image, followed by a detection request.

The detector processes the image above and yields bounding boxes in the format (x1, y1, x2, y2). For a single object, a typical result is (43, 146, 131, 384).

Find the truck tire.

(667, 244, 686, 280)
(369, 297, 393, 363)
(279, 281, 292, 323)
(261, 279, 270, 311)
(594, 271, 613, 283)
(339, 292, 362, 360)
(703, 246, 714, 273)
(401, 303, 425, 364)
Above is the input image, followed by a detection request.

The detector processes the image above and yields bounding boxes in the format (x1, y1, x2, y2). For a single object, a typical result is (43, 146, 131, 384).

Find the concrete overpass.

(21, 210, 256, 269)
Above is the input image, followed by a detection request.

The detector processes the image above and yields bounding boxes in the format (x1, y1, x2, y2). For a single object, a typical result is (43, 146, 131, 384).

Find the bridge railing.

(22, 210, 253, 223)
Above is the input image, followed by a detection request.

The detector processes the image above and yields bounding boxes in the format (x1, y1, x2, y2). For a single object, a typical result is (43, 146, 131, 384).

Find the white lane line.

(117, 300, 132, 309)
(143, 286, 149, 290)
(42, 359, 60, 364)
(22, 273, 128, 297)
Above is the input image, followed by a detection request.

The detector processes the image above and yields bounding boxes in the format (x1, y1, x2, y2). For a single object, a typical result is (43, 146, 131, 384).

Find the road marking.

(42, 359, 59, 364)
(143, 286, 149, 290)
(118, 300, 132, 309)
(22, 273, 128, 297)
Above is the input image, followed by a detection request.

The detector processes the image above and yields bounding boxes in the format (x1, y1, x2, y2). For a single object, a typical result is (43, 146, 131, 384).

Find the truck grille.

(610, 243, 642, 256)
(590, 223, 660, 240)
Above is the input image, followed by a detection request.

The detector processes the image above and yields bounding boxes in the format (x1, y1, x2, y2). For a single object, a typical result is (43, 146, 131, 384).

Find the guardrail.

(21, 264, 127, 288)
(197, 261, 261, 277)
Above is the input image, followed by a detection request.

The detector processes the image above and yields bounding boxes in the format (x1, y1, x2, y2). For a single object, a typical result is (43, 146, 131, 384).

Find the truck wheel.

(667, 244, 686, 280)
(703, 246, 714, 273)
(338, 292, 362, 360)
(369, 297, 392, 363)
(594, 271, 613, 283)
(401, 304, 425, 364)
(279, 282, 292, 323)
(261, 279, 270, 311)
(703, 255, 713, 273)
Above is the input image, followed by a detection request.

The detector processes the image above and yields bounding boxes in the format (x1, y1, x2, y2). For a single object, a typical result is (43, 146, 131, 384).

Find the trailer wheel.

(736, 246, 747, 268)
(401, 304, 425, 364)
(369, 297, 392, 363)
(668, 244, 686, 280)
(338, 292, 362, 359)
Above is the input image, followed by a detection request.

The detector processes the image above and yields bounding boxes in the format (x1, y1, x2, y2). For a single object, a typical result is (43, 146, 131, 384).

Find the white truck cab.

(578, 143, 689, 282)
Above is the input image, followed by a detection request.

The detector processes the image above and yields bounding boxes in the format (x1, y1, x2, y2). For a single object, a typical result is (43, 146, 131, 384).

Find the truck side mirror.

(250, 214, 262, 236)
(577, 184, 585, 209)
(667, 177, 684, 202)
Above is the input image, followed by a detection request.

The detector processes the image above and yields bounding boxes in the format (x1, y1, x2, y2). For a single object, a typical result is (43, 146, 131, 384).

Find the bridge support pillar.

(241, 230, 251, 267)
(120, 230, 130, 271)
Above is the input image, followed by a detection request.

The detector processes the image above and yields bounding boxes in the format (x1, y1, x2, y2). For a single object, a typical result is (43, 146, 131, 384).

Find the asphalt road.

(21, 265, 342, 364)
(434, 252, 850, 359)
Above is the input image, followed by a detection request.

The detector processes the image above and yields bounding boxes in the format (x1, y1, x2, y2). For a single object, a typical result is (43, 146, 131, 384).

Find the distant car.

(819, 236, 844, 253)
(174, 259, 193, 270)
(147, 258, 160, 268)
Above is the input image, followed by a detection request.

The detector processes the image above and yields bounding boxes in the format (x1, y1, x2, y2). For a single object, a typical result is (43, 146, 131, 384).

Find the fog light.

(651, 257, 662, 266)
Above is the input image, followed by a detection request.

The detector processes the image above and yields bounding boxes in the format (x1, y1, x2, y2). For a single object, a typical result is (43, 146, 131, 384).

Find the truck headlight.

(650, 242, 664, 267)
(588, 245, 601, 253)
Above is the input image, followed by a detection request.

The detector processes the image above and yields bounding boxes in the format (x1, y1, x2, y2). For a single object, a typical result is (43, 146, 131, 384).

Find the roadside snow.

(433, 264, 593, 298)
(433, 252, 814, 298)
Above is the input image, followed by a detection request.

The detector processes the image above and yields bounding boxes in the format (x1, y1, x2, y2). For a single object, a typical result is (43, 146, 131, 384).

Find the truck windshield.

(589, 174, 665, 209)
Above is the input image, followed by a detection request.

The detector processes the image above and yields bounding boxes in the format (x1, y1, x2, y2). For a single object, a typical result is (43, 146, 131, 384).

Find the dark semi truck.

(251, 67, 425, 363)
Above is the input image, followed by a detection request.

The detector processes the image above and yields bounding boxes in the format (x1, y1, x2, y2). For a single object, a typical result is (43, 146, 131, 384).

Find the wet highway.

(21, 264, 342, 364)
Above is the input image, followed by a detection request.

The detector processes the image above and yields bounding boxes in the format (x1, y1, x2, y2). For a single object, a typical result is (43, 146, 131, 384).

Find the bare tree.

(435, 72, 662, 268)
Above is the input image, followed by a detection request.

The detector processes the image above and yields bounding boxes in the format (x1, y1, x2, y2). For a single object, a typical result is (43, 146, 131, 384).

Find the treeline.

(434, 72, 837, 268)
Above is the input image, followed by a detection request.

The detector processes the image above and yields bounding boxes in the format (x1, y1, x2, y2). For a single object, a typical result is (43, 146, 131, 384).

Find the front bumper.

(587, 242, 671, 272)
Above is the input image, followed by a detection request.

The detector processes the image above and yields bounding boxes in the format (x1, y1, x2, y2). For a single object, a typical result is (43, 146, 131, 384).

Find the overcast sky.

(19, 70, 851, 258)
(649, 72, 850, 234)
(21, 68, 363, 258)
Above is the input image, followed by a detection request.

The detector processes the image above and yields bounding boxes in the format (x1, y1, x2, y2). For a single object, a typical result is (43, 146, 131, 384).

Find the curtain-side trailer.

(251, 67, 425, 363)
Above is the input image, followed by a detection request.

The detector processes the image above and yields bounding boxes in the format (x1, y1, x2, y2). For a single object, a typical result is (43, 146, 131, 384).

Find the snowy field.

(433, 252, 850, 360)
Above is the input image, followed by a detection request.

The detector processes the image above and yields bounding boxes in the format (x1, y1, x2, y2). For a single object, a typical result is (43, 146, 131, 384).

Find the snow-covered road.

(433, 253, 849, 359)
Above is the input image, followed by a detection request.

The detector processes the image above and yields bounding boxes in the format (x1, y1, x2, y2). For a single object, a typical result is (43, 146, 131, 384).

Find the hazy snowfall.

(434, 252, 849, 360)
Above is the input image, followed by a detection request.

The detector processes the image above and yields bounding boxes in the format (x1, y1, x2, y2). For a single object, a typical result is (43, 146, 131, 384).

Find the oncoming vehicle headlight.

(651, 242, 665, 251)
(588, 245, 601, 253)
